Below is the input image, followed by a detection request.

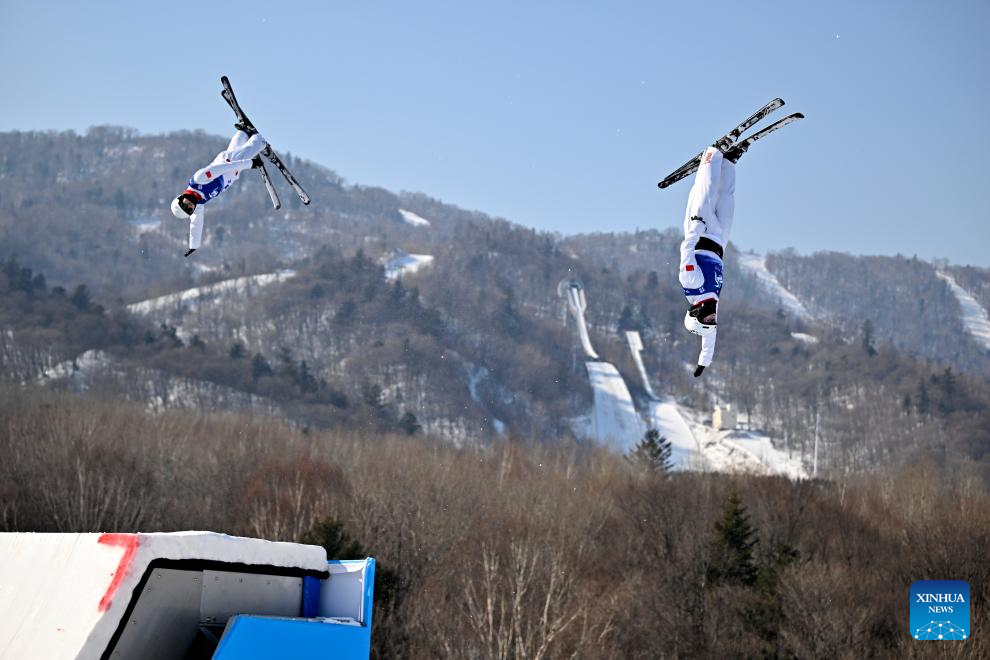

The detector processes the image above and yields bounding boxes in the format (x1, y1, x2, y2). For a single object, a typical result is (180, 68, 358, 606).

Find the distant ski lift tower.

(557, 279, 599, 359)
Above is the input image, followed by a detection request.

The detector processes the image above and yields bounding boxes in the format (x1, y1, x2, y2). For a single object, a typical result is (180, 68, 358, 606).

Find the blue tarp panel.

(213, 558, 375, 660)
(212, 615, 372, 659)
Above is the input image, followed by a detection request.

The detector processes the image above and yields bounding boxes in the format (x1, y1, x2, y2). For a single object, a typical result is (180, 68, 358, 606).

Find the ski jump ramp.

(625, 331, 658, 400)
(584, 361, 644, 451)
(558, 280, 599, 359)
(0, 532, 375, 660)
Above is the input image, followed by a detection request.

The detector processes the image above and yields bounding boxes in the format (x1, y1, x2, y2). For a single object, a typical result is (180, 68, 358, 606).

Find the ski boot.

(723, 143, 748, 163)
(234, 121, 258, 137)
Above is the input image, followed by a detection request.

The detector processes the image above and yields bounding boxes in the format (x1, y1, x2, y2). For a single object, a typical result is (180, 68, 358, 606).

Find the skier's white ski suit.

(182, 130, 267, 251)
(678, 146, 736, 368)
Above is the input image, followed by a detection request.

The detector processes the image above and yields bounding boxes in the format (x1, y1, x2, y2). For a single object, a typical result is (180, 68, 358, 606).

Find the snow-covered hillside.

(937, 271, 990, 351)
(384, 251, 434, 280)
(37, 349, 282, 418)
(128, 270, 296, 317)
(738, 252, 814, 320)
(560, 281, 806, 478)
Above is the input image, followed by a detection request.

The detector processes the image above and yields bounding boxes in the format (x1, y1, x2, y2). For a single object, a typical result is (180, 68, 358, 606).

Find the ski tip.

(221, 75, 230, 84)
(793, 112, 805, 119)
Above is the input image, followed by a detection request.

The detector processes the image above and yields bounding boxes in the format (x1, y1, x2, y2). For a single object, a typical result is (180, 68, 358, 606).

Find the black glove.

(693, 365, 705, 378)
(184, 249, 196, 258)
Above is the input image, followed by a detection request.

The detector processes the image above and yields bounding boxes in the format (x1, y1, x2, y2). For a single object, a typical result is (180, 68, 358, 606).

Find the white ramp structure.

(0, 532, 375, 660)
(585, 361, 644, 452)
(558, 279, 643, 450)
(558, 280, 599, 359)
(624, 331, 659, 400)
(647, 398, 706, 471)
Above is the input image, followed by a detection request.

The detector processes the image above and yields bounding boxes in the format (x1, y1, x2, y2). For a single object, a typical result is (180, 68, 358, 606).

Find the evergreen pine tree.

(916, 379, 931, 415)
(707, 490, 759, 587)
(251, 353, 273, 381)
(617, 305, 638, 332)
(627, 429, 673, 474)
(861, 318, 877, 356)
(399, 411, 421, 435)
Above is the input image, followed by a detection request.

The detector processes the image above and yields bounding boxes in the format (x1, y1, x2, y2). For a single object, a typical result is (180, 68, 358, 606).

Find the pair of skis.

(220, 76, 311, 208)
(657, 98, 804, 189)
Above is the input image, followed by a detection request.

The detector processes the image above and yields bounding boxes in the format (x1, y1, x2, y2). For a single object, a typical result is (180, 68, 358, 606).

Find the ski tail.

(657, 97, 785, 189)
(264, 147, 311, 205)
(257, 160, 281, 209)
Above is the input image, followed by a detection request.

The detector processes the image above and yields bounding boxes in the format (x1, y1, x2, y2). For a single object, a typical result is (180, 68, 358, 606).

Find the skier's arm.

(695, 328, 716, 375)
(187, 206, 205, 255)
(191, 160, 253, 185)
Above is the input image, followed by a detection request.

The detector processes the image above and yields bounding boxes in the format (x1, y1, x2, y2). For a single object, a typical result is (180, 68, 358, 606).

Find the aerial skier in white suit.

(660, 99, 803, 377)
(679, 143, 742, 378)
(170, 123, 267, 257)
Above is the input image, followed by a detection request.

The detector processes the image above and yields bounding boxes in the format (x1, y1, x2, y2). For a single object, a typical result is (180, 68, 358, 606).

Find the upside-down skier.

(170, 124, 267, 257)
(679, 143, 741, 378)
(662, 99, 804, 378)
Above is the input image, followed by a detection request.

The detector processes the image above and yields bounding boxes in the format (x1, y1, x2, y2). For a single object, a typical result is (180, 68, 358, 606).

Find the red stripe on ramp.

(97, 533, 139, 612)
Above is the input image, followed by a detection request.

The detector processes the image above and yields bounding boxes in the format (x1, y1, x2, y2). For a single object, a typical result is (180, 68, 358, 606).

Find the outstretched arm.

(185, 206, 206, 256)
(694, 329, 717, 377)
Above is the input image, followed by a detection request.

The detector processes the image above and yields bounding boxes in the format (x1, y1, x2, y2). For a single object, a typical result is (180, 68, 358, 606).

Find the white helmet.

(684, 311, 716, 337)
(684, 298, 717, 337)
(171, 194, 195, 219)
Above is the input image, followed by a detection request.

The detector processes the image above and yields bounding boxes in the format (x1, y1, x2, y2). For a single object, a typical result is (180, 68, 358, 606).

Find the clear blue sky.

(3, 0, 989, 266)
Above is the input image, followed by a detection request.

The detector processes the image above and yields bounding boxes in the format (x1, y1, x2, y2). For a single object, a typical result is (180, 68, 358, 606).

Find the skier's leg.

(683, 147, 723, 230)
(226, 130, 249, 152)
(714, 158, 735, 240)
(679, 147, 722, 290)
(225, 133, 267, 162)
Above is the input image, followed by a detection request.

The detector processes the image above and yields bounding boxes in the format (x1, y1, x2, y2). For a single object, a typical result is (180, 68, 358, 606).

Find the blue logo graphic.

(911, 580, 969, 640)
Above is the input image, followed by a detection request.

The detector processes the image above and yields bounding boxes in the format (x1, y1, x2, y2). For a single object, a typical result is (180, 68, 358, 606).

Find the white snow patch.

(398, 209, 431, 227)
(37, 349, 109, 382)
(790, 332, 819, 344)
(466, 364, 508, 435)
(127, 270, 296, 316)
(690, 420, 807, 479)
(936, 271, 990, 351)
(129, 216, 160, 235)
(384, 251, 434, 280)
(738, 252, 813, 320)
